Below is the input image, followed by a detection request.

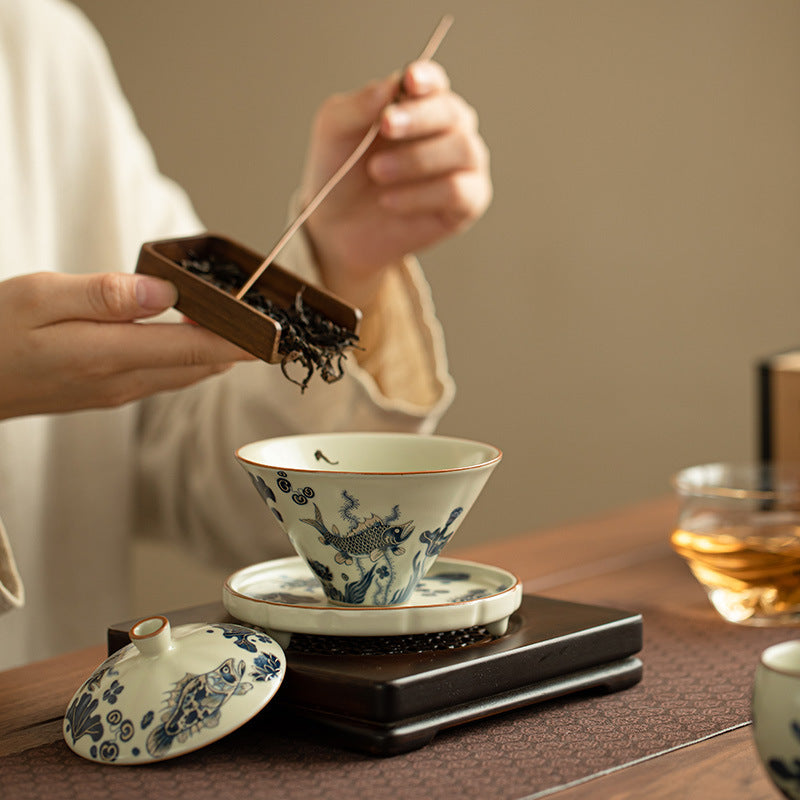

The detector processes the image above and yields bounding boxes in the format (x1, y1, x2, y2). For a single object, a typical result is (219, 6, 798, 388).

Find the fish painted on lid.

(146, 657, 251, 758)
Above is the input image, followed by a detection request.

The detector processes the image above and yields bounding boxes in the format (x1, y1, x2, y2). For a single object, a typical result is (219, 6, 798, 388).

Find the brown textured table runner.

(0, 600, 789, 800)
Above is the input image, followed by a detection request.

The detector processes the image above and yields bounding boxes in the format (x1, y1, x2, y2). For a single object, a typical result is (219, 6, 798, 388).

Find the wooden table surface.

(0, 496, 781, 798)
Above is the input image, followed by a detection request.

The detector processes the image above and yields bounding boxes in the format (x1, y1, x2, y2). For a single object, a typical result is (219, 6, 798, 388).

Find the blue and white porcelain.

(224, 555, 522, 640)
(753, 640, 800, 798)
(63, 616, 285, 765)
(236, 432, 502, 608)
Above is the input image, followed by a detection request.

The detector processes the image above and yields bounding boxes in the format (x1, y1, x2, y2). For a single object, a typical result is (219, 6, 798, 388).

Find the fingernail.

(383, 105, 411, 137)
(407, 61, 438, 92)
(135, 276, 178, 310)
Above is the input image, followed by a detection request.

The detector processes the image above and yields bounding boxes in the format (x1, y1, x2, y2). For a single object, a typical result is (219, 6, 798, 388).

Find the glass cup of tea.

(671, 463, 800, 625)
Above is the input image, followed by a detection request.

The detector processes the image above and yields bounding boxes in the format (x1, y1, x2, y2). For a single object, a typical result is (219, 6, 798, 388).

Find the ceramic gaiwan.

(63, 616, 285, 765)
(236, 432, 502, 607)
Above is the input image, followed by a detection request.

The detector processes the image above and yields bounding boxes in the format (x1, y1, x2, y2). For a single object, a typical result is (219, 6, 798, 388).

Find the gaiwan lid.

(63, 616, 285, 765)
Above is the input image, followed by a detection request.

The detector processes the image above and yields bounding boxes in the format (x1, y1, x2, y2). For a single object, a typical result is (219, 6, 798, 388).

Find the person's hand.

(301, 60, 492, 308)
(0, 272, 253, 420)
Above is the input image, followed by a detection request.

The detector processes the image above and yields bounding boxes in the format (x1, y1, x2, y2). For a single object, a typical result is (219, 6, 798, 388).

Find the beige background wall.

(70, 1, 800, 615)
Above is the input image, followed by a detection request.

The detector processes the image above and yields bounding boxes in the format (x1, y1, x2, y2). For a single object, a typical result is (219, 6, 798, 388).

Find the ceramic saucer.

(223, 556, 522, 639)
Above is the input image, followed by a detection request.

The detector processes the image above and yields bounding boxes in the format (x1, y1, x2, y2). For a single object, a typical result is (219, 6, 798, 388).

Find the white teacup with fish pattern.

(236, 433, 502, 606)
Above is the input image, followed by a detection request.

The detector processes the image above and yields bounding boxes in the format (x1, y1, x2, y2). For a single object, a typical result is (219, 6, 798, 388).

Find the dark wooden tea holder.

(109, 595, 643, 757)
(135, 233, 362, 363)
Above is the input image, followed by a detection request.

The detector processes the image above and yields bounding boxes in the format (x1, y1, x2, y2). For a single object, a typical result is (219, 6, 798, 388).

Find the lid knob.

(129, 616, 172, 656)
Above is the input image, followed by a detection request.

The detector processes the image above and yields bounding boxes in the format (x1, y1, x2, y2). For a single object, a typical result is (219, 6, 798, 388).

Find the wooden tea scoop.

(234, 14, 454, 301)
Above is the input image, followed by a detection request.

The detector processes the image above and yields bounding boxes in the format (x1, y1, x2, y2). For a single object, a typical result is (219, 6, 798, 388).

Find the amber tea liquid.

(671, 524, 800, 624)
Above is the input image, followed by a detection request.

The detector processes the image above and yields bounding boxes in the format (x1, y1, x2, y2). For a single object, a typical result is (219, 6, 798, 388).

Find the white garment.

(0, 0, 453, 669)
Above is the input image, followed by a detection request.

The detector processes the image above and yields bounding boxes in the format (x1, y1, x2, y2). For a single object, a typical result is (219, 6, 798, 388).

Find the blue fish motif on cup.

(146, 657, 252, 758)
(300, 502, 414, 565)
(300, 492, 414, 565)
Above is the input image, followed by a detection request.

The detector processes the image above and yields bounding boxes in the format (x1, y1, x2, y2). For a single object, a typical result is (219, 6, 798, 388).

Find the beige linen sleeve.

(0, 517, 24, 613)
(351, 261, 449, 410)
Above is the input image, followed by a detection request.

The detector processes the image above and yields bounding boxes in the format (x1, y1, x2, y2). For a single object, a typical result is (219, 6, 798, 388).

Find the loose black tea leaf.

(314, 449, 339, 465)
(180, 253, 360, 392)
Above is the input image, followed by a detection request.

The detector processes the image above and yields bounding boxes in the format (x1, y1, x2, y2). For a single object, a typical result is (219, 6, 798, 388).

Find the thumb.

(131, 275, 179, 314)
(53, 273, 178, 323)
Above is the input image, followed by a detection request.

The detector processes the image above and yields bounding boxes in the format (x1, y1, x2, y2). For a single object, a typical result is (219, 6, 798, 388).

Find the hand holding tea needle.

(305, 57, 492, 309)
(234, 15, 457, 302)
(240, 15, 492, 310)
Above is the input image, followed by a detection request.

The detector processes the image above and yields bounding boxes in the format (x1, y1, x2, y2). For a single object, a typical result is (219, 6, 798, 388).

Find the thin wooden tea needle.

(234, 14, 455, 301)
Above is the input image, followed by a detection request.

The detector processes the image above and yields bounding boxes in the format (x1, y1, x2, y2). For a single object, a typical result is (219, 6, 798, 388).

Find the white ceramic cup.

(236, 432, 502, 607)
(752, 640, 800, 798)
